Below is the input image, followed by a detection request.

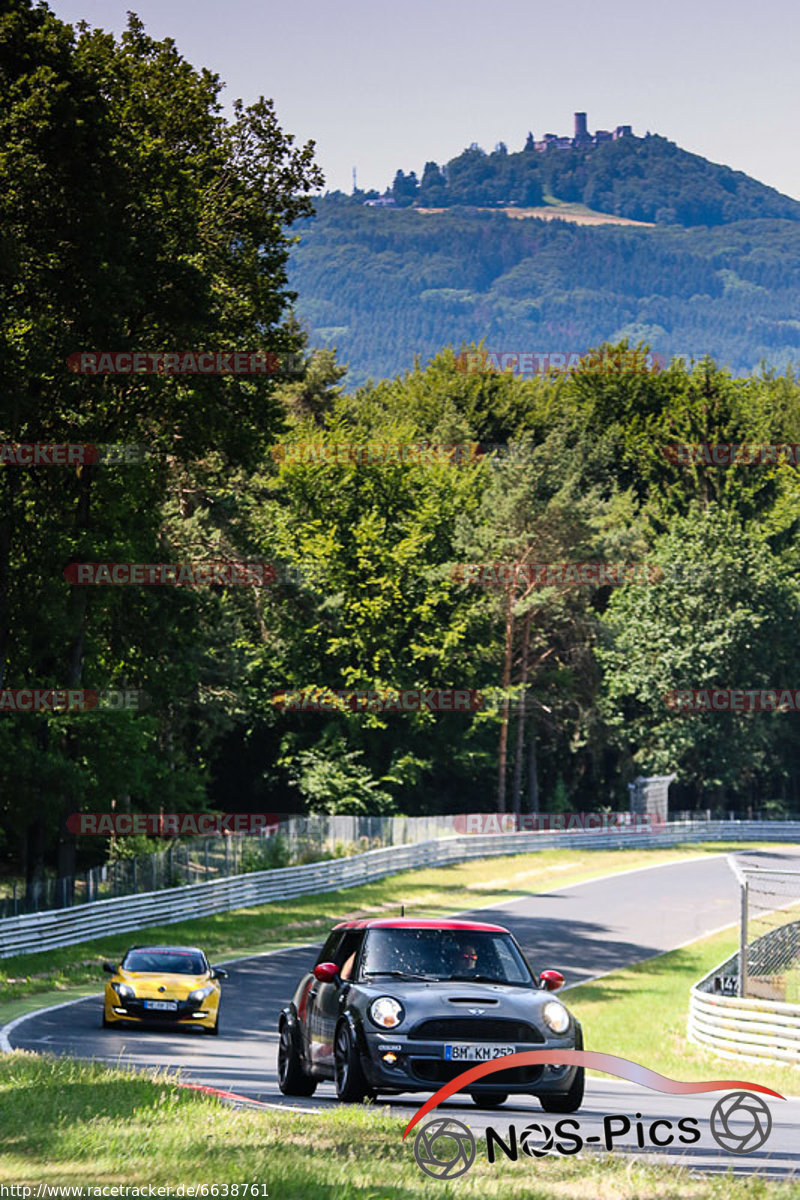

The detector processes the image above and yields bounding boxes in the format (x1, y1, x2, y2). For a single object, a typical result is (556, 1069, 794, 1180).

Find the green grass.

(567, 927, 799, 1097)
(0, 842, 764, 1019)
(786, 968, 800, 1004)
(1, 1053, 798, 1197)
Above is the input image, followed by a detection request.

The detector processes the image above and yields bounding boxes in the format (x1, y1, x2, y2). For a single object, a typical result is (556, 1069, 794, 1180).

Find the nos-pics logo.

(405, 1052, 781, 1179)
(413, 1094, 773, 1179)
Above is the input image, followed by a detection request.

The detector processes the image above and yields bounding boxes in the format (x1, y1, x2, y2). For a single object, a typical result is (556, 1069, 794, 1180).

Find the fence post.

(739, 879, 749, 998)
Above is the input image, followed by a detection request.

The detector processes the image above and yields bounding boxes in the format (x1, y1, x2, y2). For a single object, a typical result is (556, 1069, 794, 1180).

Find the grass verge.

(0, 842, 766, 1019)
(567, 926, 799, 1096)
(1, 1053, 797, 1197)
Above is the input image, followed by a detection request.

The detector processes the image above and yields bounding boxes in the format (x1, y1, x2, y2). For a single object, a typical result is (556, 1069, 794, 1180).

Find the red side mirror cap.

(540, 969, 565, 992)
(313, 961, 339, 983)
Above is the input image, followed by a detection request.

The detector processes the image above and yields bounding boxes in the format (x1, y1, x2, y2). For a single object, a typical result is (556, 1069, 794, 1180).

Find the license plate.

(144, 1000, 177, 1012)
(444, 1043, 515, 1061)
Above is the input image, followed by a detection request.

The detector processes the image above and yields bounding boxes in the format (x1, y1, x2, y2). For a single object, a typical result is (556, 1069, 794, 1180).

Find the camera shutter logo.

(413, 1117, 476, 1179)
(710, 1092, 772, 1154)
(520, 1121, 556, 1158)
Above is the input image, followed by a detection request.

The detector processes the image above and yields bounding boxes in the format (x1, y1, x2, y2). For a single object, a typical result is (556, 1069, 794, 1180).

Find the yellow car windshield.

(123, 951, 207, 974)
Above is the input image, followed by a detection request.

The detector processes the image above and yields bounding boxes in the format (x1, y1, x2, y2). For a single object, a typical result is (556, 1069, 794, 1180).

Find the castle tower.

(574, 112, 588, 140)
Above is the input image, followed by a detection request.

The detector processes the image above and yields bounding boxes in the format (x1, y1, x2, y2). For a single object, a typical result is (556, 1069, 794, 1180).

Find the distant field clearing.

(415, 204, 655, 227)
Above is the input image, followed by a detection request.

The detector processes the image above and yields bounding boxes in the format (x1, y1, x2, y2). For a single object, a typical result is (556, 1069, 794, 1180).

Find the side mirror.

(539, 969, 565, 992)
(210, 967, 228, 980)
(313, 962, 340, 984)
(102, 961, 116, 974)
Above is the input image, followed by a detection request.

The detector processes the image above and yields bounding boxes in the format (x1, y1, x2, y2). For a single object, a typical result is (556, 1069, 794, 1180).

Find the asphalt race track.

(7, 848, 800, 1178)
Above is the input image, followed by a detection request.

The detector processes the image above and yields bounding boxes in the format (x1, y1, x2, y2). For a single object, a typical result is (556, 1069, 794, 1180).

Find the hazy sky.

(49, 0, 800, 200)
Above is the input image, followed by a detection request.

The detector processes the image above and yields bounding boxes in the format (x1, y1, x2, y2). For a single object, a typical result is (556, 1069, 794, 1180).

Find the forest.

(290, 201, 800, 387)
(2, 1, 800, 892)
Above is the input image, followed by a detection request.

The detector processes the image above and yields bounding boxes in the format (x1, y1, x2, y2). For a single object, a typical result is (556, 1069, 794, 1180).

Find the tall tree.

(0, 2, 322, 891)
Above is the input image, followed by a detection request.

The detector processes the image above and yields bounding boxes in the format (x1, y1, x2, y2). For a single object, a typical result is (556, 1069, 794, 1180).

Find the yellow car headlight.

(188, 985, 215, 1004)
(111, 982, 135, 1000)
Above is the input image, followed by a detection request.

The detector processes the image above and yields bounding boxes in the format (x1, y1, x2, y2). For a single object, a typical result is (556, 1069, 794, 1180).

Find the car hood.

(114, 970, 211, 998)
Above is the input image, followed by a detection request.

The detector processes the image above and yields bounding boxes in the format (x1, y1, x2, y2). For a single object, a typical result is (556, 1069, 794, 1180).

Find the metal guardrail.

(1, 814, 470, 920)
(688, 925, 800, 1066)
(688, 966, 800, 1066)
(3, 819, 800, 961)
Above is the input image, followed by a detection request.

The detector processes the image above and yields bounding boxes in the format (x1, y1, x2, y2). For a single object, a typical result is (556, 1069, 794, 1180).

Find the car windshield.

(359, 929, 534, 985)
(122, 950, 207, 975)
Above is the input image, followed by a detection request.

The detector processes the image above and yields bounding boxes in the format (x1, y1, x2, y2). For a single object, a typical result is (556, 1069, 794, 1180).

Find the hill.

(289, 203, 800, 388)
(385, 132, 800, 227)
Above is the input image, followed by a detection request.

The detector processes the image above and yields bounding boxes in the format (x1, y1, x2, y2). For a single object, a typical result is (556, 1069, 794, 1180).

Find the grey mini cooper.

(277, 918, 584, 1110)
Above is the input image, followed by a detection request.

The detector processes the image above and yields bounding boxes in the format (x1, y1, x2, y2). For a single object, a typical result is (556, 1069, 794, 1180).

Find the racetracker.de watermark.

(66, 351, 303, 375)
(270, 442, 480, 465)
(0, 689, 146, 712)
(272, 688, 483, 712)
(666, 688, 800, 712)
(66, 811, 280, 836)
(453, 812, 663, 834)
(455, 349, 665, 376)
(664, 443, 800, 466)
(65, 562, 277, 586)
(451, 562, 662, 586)
(0, 443, 150, 466)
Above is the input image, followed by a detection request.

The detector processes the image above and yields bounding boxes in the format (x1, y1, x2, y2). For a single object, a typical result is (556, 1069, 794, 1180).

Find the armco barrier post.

(739, 879, 749, 999)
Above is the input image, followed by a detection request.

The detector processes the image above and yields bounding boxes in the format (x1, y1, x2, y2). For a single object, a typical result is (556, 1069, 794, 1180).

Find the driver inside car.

(452, 940, 480, 977)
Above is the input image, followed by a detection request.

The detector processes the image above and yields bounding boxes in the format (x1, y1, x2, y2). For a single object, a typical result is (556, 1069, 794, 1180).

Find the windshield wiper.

(362, 970, 434, 980)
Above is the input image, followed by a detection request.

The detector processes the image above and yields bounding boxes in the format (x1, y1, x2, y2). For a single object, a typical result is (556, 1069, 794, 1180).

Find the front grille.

(410, 1060, 544, 1086)
(408, 1017, 545, 1043)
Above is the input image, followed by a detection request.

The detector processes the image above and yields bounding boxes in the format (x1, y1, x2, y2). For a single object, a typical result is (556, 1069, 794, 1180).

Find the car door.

(310, 930, 364, 1073)
(306, 930, 344, 1069)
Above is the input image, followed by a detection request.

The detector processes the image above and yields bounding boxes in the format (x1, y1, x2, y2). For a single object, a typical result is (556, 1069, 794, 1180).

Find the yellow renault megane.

(102, 944, 227, 1035)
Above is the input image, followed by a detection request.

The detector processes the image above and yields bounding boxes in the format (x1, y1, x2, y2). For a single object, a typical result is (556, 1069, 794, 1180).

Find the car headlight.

(111, 982, 135, 1000)
(369, 996, 404, 1028)
(188, 985, 215, 1004)
(542, 1001, 570, 1035)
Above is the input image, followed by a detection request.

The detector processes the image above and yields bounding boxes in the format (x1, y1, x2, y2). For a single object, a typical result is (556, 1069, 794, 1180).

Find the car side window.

(335, 931, 364, 980)
(315, 931, 343, 967)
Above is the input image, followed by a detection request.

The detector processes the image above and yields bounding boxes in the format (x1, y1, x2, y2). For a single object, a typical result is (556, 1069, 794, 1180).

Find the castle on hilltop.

(531, 112, 634, 152)
(362, 112, 638, 206)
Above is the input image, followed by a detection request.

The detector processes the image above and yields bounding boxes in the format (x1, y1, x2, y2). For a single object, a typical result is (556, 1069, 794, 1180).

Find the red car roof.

(332, 918, 510, 932)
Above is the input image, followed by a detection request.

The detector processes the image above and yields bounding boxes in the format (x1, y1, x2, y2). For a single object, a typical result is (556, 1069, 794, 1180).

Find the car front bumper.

(105, 995, 216, 1028)
(361, 1032, 579, 1094)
